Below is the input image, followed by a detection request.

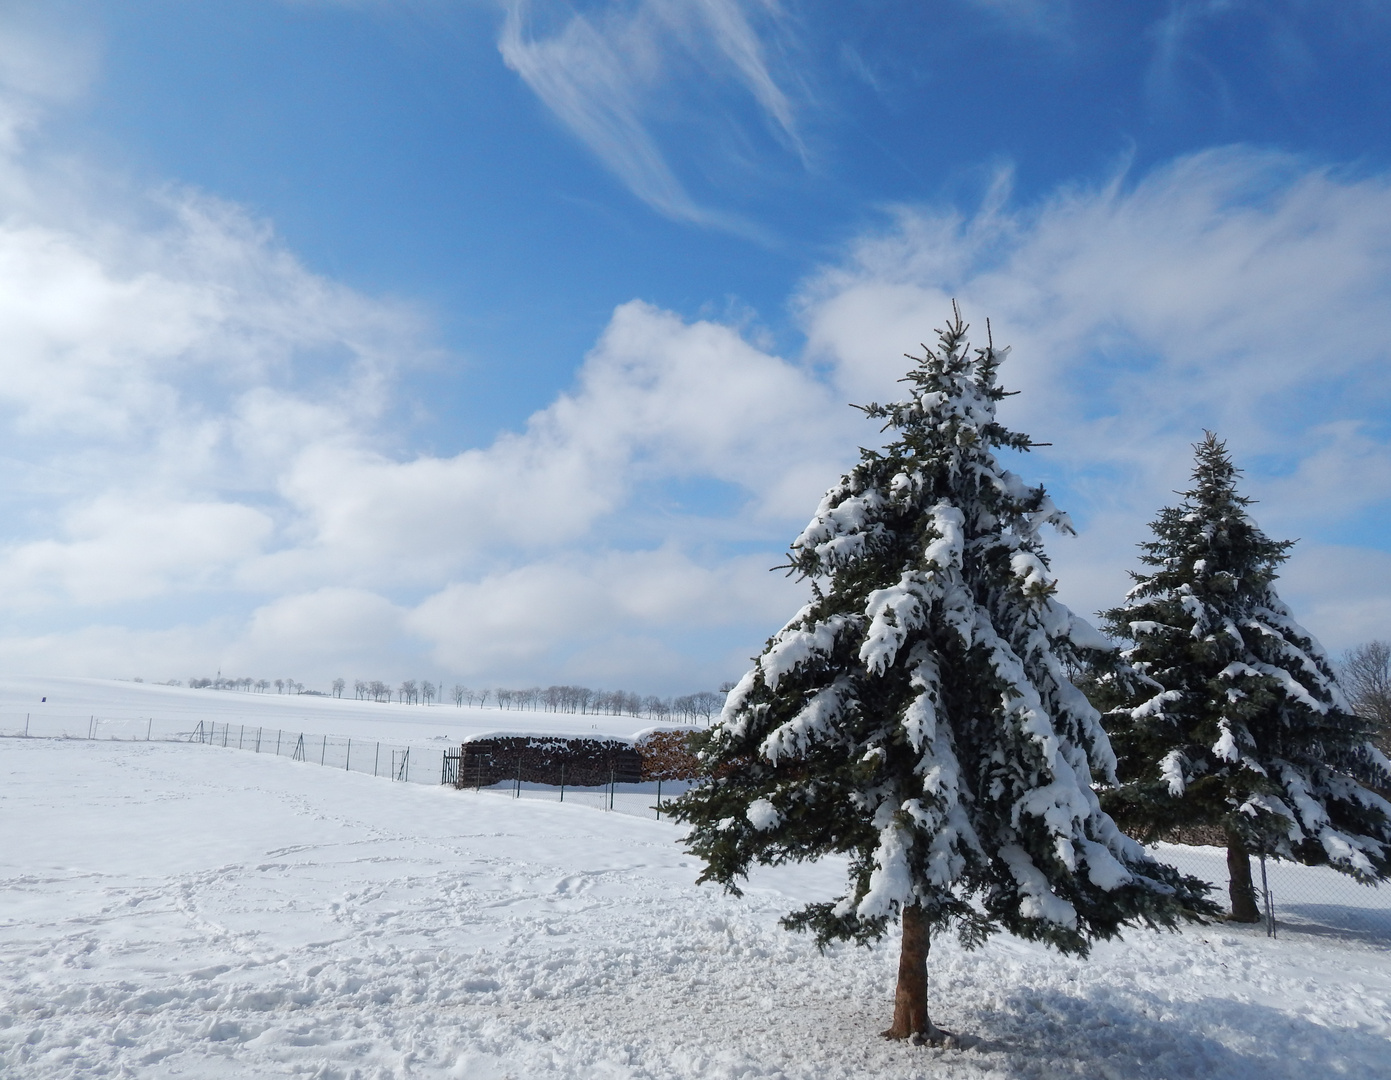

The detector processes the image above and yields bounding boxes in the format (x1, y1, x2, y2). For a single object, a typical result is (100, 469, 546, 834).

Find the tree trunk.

(1225, 834, 1262, 923)
(882, 904, 931, 1040)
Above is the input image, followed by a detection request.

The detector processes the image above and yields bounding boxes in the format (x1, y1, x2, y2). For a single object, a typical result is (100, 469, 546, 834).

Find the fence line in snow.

(0, 711, 683, 821)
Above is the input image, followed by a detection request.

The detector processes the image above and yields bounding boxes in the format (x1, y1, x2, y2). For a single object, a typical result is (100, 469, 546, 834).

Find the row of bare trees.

(187, 676, 318, 694)
(351, 679, 439, 704)
(183, 672, 732, 725)
(448, 685, 723, 724)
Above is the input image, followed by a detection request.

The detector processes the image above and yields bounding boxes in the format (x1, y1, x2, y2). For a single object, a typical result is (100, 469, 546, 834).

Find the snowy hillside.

(3, 733, 1390, 1079)
(0, 676, 657, 746)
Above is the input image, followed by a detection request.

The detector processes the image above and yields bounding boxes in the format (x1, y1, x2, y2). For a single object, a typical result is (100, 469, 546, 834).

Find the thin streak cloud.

(498, 0, 801, 228)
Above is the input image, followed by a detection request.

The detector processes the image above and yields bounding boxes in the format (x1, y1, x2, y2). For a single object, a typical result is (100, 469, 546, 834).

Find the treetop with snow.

(670, 307, 1215, 1042)
(1095, 432, 1391, 922)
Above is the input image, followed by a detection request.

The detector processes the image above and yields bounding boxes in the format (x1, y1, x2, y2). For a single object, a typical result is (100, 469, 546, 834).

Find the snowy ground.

(0, 676, 662, 747)
(4, 734, 1390, 1080)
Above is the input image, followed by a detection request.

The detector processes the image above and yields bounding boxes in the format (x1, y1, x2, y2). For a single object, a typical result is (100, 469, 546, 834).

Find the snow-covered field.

(3, 685, 1391, 1079)
(0, 676, 660, 747)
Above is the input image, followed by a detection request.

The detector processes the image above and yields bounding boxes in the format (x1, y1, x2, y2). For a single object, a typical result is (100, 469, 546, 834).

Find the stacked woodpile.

(634, 729, 701, 781)
(456, 735, 642, 788)
(454, 730, 705, 789)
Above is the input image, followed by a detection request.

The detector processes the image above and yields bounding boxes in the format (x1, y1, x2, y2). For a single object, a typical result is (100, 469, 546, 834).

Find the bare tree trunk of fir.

(883, 906, 931, 1040)
(1225, 834, 1262, 923)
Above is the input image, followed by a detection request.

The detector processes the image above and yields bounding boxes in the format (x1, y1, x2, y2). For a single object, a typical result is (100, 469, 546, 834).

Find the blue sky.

(0, 0, 1388, 692)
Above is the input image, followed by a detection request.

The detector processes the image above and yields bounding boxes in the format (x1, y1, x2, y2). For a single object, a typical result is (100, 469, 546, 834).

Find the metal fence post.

(1260, 856, 1276, 939)
(656, 778, 661, 820)
(374, 742, 379, 777)
(320, 735, 327, 766)
(345, 739, 352, 772)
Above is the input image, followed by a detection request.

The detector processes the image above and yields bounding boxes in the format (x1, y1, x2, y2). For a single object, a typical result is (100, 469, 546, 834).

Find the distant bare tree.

(693, 690, 722, 724)
(331, 678, 346, 698)
(274, 678, 284, 694)
(638, 695, 661, 720)
(477, 688, 491, 707)
(1343, 640, 1391, 751)
(422, 680, 436, 705)
(452, 684, 467, 706)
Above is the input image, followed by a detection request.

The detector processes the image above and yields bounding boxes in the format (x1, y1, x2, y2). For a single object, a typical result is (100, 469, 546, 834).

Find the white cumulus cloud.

(799, 147, 1391, 641)
(0, 9, 1387, 685)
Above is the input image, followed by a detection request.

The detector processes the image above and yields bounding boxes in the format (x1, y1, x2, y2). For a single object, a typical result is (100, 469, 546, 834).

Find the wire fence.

(0, 710, 210, 746)
(0, 711, 685, 822)
(1147, 842, 1391, 944)
(189, 718, 436, 784)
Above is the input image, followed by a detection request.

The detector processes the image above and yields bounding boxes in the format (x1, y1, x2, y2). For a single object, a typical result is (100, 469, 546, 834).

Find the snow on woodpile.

(458, 733, 643, 787)
(454, 729, 704, 787)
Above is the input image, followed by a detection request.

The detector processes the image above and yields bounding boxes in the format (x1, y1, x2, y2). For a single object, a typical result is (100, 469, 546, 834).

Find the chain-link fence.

(0, 712, 683, 821)
(1153, 841, 1390, 943)
(1254, 853, 1390, 942)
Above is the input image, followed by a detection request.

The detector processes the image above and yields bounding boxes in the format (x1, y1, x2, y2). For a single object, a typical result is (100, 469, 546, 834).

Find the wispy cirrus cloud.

(498, 0, 802, 229)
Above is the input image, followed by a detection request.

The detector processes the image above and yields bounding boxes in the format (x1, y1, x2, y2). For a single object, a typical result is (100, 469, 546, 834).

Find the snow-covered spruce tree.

(670, 309, 1213, 1041)
(1096, 433, 1391, 922)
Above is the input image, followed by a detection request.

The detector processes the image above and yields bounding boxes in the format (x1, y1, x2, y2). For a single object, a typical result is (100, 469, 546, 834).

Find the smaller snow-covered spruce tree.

(670, 309, 1213, 1042)
(1096, 433, 1391, 922)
